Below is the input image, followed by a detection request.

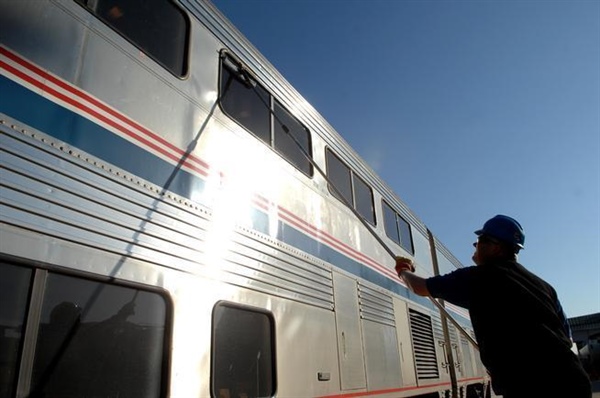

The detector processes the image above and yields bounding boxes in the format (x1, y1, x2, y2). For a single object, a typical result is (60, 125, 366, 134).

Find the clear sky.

(211, 0, 600, 318)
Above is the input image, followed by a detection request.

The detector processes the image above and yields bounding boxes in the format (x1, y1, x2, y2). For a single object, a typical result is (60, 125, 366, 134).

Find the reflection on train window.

(75, 0, 189, 76)
(353, 173, 375, 225)
(220, 53, 313, 177)
(326, 149, 352, 205)
(383, 200, 414, 254)
(0, 263, 32, 398)
(212, 302, 276, 398)
(326, 148, 376, 225)
(31, 273, 167, 398)
(220, 64, 271, 143)
(273, 101, 312, 176)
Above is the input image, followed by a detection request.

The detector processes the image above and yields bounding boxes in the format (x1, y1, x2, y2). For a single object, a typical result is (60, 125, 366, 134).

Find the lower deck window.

(212, 302, 276, 398)
(0, 261, 169, 398)
(0, 263, 32, 398)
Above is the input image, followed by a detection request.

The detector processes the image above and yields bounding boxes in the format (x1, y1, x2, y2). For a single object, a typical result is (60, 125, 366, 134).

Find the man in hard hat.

(396, 215, 591, 398)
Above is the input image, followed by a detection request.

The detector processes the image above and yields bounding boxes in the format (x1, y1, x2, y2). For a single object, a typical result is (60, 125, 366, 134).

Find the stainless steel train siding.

(0, 1, 489, 397)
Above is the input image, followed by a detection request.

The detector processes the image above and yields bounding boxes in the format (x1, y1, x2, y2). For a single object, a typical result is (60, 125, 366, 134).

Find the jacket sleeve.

(426, 266, 477, 309)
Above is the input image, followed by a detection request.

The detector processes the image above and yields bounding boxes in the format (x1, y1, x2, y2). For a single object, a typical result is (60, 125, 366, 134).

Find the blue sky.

(211, 0, 600, 318)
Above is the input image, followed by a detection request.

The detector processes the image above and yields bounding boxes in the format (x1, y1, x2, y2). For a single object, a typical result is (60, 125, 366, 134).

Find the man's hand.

(395, 256, 415, 275)
(394, 256, 429, 297)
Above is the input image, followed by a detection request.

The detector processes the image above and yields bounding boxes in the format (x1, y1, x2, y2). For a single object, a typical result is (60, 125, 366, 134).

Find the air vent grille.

(358, 283, 395, 327)
(409, 309, 439, 380)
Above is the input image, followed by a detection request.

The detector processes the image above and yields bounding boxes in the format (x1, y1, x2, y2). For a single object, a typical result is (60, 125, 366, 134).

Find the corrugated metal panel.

(409, 309, 439, 380)
(1, 122, 334, 309)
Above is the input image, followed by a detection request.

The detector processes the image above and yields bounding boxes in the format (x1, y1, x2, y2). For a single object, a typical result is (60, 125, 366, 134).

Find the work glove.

(395, 256, 415, 274)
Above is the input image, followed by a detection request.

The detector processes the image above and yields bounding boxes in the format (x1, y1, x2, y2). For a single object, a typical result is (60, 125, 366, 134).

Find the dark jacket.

(427, 260, 591, 397)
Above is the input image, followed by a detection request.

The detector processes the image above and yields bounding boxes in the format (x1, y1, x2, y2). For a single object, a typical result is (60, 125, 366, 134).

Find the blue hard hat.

(475, 215, 525, 249)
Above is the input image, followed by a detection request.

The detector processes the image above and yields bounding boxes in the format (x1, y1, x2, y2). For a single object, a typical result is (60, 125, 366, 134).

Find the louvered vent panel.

(460, 334, 469, 345)
(449, 323, 459, 345)
(358, 283, 395, 327)
(409, 309, 439, 380)
(431, 313, 445, 341)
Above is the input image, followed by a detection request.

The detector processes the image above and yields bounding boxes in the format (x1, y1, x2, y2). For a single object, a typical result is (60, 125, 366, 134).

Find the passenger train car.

(0, 1, 490, 397)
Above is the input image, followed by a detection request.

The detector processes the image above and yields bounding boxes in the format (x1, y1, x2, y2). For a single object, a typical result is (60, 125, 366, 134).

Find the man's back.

(427, 261, 591, 396)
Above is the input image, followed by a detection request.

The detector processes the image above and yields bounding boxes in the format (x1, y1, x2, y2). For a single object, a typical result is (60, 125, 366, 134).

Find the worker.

(396, 215, 591, 398)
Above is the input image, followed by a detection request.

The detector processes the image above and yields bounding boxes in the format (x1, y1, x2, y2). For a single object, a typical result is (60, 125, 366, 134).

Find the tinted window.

(398, 216, 414, 254)
(221, 66, 271, 143)
(212, 303, 276, 398)
(274, 101, 312, 175)
(383, 201, 401, 244)
(31, 273, 167, 398)
(0, 263, 32, 398)
(219, 53, 313, 177)
(326, 149, 353, 206)
(326, 149, 377, 224)
(382, 200, 414, 254)
(353, 174, 375, 225)
(76, 0, 189, 76)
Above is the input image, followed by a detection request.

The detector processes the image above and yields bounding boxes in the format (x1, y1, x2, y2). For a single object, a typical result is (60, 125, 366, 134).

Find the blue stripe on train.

(1, 74, 449, 319)
(252, 207, 433, 309)
(0, 75, 202, 197)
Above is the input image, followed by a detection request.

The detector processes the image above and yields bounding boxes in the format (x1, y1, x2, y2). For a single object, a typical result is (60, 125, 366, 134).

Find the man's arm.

(395, 256, 430, 297)
(398, 269, 430, 297)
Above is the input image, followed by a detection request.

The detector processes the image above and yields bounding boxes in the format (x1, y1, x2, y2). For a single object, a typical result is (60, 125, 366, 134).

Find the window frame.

(74, 0, 190, 77)
(325, 148, 353, 206)
(210, 301, 277, 398)
(382, 199, 414, 254)
(352, 172, 376, 226)
(219, 51, 314, 177)
(0, 259, 172, 398)
(0, 262, 33, 398)
(325, 148, 376, 226)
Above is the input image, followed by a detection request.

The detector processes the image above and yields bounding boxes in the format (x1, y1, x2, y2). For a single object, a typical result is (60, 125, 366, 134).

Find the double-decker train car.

(0, 1, 490, 397)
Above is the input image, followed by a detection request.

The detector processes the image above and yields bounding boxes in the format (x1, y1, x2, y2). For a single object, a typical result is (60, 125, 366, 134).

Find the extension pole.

(291, 142, 480, 350)
(355, 216, 479, 350)
(286, 129, 480, 350)
(242, 75, 480, 351)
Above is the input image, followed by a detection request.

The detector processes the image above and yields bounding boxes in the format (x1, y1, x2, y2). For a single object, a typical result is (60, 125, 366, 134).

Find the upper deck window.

(219, 53, 313, 177)
(326, 149, 376, 225)
(382, 200, 414, 254)
(75, 0, 189, 76)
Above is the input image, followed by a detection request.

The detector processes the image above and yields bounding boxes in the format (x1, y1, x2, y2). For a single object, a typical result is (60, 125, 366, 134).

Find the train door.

(393, 297, 417, 387)
(358, 283, 402, 391)
(449, 326, 463, 379)
(432, 313, 453, 389)
(332, 272, 366, 391)
(457, 329, 476, 379)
